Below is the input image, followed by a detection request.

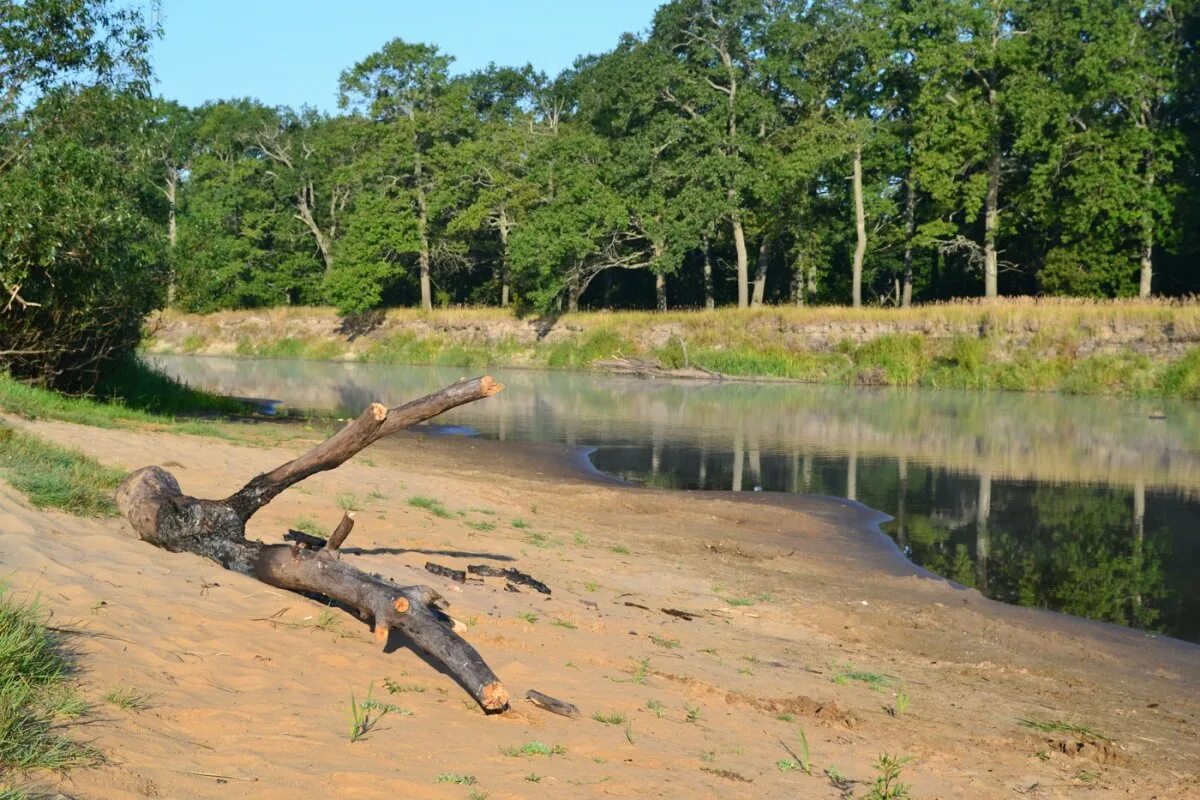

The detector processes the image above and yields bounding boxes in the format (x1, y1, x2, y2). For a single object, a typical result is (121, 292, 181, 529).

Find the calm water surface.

(152, 354, 1200, 644)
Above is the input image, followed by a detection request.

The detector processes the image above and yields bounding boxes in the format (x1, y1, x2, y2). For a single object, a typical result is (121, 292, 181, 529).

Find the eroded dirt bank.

(2, 416, 1198, 799)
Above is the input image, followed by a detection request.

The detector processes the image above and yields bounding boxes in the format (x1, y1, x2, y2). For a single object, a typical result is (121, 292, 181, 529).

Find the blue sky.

(150, 0, 663, 111)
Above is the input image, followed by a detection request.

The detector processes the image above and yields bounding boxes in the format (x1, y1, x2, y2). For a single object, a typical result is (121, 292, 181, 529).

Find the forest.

(2, 0, 1199, 384)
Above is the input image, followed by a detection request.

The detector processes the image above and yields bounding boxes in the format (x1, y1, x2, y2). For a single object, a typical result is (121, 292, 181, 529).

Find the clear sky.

(150, 0, 663, 111)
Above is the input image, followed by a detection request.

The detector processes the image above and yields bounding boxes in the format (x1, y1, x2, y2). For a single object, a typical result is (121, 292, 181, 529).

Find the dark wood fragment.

(525, 689, 580, 719)
(425, 562, 467, 583)
(467, 564, 551, 595)
(662, 608, 699, 621)
(283, 530, 327, 549)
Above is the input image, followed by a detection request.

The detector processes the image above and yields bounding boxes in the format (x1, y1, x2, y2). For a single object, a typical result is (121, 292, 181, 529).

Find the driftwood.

(467, 564, 551, 595)
(115, 376, 510, 712)
(525, 689, 580, 719)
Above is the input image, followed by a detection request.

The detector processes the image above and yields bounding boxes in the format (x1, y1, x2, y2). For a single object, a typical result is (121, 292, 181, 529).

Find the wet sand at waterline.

(2, 415, 1197, 799)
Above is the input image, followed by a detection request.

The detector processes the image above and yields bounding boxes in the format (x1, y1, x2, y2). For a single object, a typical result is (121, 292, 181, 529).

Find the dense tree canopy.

(3, 0, 1200, 363)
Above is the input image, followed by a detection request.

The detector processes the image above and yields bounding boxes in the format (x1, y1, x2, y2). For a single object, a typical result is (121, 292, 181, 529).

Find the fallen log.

(115, 376, 510, 712)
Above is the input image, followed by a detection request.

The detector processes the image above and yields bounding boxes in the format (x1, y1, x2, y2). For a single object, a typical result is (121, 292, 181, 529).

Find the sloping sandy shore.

(2, 415, 1197, 799)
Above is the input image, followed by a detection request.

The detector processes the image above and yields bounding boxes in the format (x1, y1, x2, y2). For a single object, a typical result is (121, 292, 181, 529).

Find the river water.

(150, 354, 1200, 644)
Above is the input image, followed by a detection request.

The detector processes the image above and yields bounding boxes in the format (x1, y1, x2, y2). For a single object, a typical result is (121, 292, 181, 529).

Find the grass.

(517, 612, 539, 624)
(551, 618, 577, 630)
(407, 495, 453, 518)
(102, 687, 151, 711)
(0, 588, 98, 780)
(336, 492, 364, 512)
(646, 699, 665, 718)
(151, 301, 1200, 398)
(684, 704, 701, 723)
(434, 773, 476, 785)
(592, 711, 627, 725)
(830, 663, 892, 691)
(0, 425, 125, 516)
(464, 520, 495, 532)
(892, 687, 911, 717)
(864, 754, 912, 800)
(348, 686, 410, 742)
(610, 545, 630, 555)
(1020, 718, 1109, 740)
(499, 741, 565, 757)
(510, 518, 530, 529)
(649, 634, 680, 649)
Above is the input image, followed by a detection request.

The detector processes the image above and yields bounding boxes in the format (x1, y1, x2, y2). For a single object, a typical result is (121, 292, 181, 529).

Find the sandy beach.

(2, 414, 1198, 799)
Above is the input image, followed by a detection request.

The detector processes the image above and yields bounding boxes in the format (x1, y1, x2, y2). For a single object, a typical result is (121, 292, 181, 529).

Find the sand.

(2, 414, 1198, 799)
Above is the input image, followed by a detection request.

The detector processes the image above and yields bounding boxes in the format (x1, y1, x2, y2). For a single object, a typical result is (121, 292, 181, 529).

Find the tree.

(1, 0, 159, 386)
(339, 40, 460, 311)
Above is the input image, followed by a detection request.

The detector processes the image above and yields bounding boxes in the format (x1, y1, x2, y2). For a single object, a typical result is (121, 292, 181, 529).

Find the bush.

(0, 88, 167, 390)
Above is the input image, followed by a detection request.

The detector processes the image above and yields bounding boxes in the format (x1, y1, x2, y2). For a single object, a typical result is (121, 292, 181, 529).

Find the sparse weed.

(863, 754, 912, 800)
(465, 520, 496, 532)
(610, 545, 630, 555)
(647, 699, 666, 718)
(552, 618, 577, 629)
(349, 686, 409, 742)
(103, 687, 152, 711)
(1020, 718, 1108, 740)
(500, 741, 565, 757)
(649, 634, 680, 649)
(336, 492, 363, 512)
(685, 704, 701, 723)
(408, 495, 453, 518)
(511, 518, 530, 529)
(830, 662, 891, 691)
(592, 711, 627, 725)
(435, 774, 476, 785)
(517, 612, 539, 624)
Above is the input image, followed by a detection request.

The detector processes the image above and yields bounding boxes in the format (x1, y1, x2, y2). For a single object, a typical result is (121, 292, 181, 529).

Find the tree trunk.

(731, 206, 749, 309)
(852, 143, 866, 309)
(902, 168, 915, 308)
(115, 377, 511, 712)
(655, 273, 667, 311)
(417, 185, 432, 311)
(1139, 156, 1156, 298)
(498, 207, 512, 308)
(296, 185, 334, 276)
(983, 133, 1000, 300)
(751, 238, 771, 307)
(702, 237, 715, 310)
(165, 168, 178, 306)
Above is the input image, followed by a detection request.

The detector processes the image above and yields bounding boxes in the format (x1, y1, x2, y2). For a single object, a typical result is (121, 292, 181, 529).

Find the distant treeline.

(2, 0, 1200, 386)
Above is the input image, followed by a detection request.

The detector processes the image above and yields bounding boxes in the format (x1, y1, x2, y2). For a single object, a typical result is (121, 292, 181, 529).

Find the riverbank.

(1, 407, 1197, 798)
(146, 300, 1200, 398)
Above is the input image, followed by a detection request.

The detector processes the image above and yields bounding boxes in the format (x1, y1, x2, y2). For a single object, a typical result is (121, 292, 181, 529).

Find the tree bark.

(702, 237, 715, 310)
(852, 143, 866, 309)
(114, 377, 509, 712)
(655, 272, 667, 311)
(983, 126, 1000, 300)
(417, 184, 432, 311)
(498, 206, 512, 308)
(751, 238, 770, 307)
(902, 168, 915, 308)
(1139, 155, 1156, 298)
(731, 208, 749, 309)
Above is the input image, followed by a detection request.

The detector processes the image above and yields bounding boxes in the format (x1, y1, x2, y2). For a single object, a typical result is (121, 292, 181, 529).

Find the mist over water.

(152, 354, 1200, 643)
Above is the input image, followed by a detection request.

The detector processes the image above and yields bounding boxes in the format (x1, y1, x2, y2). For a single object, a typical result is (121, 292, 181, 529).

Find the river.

(150, 354, 1200, 644)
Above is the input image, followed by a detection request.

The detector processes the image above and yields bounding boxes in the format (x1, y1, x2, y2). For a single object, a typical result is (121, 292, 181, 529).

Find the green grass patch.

(591, 711, 627, 725)
(0, 426, 124, 516)
(0, 588, 98, 779)
(1019, 718, 1108, 740)
(407, 495, 452, 518)
(830, 662, 892, 691)
(103, 687, 151, 711)
(499, 741, 565, 757)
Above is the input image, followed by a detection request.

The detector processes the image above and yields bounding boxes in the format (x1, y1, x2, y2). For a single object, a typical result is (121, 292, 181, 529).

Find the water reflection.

(151, 355, 1200, 643)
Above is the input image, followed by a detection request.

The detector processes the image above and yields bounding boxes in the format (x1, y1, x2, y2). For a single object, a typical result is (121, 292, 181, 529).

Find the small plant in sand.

(467, 789, 491, 800)
(510, 518, 530, 529)
(517, 612, 539, 624)
(435, 773, 476, 785)
(863, 754, 912, 800)
(584, 581, 599, 592)
(407, 495, 453, 518)
(891, 687, 911, 717)
(573, 531, 589, 545)
(499, 741, 566, 757)
(525, 773, 542, 783)
(592, 711, 627, 725)
(830, 662, 891, 691)
(103, 687, 152, 711)
(649, 634, 680, 649)
(1020, 718, 1109, 740)
(525, 530, 560, 548)
(382, 678, 426, 694)
(465, 520, 495, 532)
(336, 492, 364, 512)
(291, 515, 322, 537)
(684, 703, 702, 723)
(349, 686, 409, 742)
(610, 545, 630, 555)
(647, 699, 666, 718)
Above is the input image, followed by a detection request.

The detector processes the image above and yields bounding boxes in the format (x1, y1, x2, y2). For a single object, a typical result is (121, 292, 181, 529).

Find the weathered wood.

(425, 562, 466, 583)
(224, 376, 502, 521)
(326, 512, 355, 551)
(525, 690, 580, 719)
(467, 564, 551, 595)
(115, 376, 510, 712)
